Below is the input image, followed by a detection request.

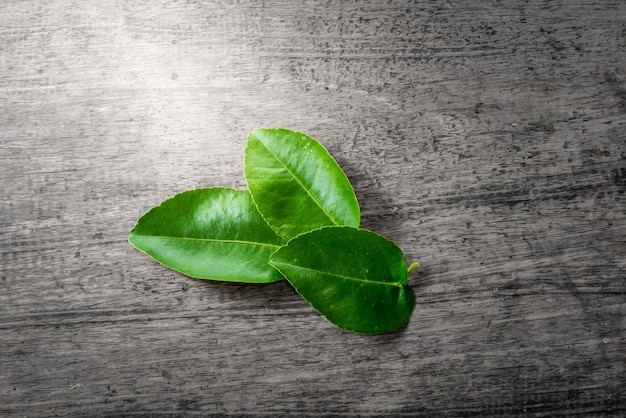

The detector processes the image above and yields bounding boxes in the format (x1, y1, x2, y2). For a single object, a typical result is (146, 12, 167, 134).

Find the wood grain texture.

(1, 0, 625, 416)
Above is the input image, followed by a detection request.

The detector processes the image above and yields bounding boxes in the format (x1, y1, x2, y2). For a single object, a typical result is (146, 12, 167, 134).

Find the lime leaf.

(244, 128, 360, 240)
(129, 187, 285, 283)
(269, 226, 415, 334)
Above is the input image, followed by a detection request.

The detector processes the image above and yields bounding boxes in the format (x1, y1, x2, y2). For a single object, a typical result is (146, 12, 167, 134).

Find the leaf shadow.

(186, 274, 428, 341)
(186, 276, 296, 308)
(372, 321, 412, 342)
(332, 156, 401, 233)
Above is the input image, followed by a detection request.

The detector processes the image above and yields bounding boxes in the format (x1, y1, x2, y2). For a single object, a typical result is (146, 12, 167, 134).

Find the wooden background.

(1, 1, 625, 416)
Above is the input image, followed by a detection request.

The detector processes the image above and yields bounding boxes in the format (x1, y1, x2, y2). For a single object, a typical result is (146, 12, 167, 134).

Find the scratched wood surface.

(1, 1, 625, 416)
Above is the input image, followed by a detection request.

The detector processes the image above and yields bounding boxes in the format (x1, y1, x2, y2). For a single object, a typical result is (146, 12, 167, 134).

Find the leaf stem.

(407, 262, 420, 274)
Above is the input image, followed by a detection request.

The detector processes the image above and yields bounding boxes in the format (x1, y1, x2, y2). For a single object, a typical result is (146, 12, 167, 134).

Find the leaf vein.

(134, 234, 282, 249)
(273, 262, 403, 287)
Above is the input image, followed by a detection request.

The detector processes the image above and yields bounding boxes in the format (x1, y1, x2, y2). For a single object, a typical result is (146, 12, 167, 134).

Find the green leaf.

(129, 187, 285, 283)
(244, 128, 360, 240)
(269, 226, 415, 334)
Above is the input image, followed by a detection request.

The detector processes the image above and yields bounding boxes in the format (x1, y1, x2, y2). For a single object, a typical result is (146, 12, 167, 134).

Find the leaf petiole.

(407, 262, 420, 274)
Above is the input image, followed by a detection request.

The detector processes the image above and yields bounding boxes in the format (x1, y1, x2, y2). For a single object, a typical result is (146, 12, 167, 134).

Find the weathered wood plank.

(1, 0, 625, 416)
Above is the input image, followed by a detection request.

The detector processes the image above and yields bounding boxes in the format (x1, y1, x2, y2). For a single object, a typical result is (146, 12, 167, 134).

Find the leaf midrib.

(132, 233, 283, 249)
(271, 262, 404, 288)
(257, 139, 340, 226)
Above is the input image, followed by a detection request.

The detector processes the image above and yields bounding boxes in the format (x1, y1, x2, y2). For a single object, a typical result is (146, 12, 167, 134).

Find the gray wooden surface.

(1, 1, 625, 416)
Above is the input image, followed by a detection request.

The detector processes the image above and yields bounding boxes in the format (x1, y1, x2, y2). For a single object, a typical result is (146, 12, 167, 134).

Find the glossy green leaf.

(129, 187, 285, 283)
(270, 226, 415, 334)
(244, 128, 360, 240)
